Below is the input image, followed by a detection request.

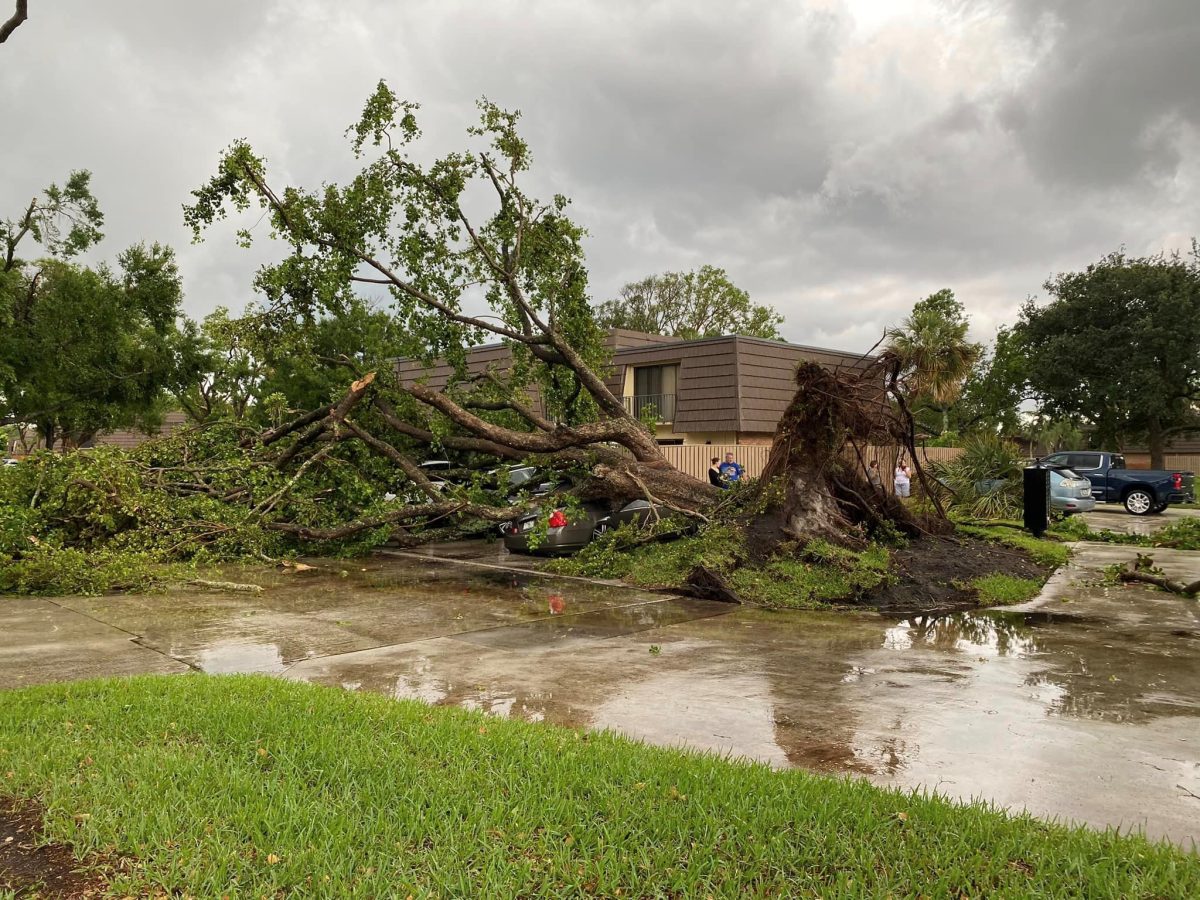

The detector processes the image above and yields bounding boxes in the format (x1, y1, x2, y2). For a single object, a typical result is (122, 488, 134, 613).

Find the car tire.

(592, 522, 609, 541)
(1124, 490, 1154, 516)
(1149, 502, 1168, 515)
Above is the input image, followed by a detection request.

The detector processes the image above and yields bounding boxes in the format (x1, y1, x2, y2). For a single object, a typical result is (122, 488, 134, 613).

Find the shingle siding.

(731, 337, 866, 433)
(395, 329, 865, 439)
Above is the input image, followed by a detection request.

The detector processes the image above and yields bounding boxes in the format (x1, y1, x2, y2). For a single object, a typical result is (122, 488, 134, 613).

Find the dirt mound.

(863, 535, 1048, 615)
(0, 799, 109, 898)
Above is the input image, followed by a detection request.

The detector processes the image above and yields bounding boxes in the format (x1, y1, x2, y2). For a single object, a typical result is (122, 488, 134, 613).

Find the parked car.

(1048, 467, 1095, 514)
(1, 458, 18, 467)
(1038, 451, 1195, 515)
(503, 500, 656, 554)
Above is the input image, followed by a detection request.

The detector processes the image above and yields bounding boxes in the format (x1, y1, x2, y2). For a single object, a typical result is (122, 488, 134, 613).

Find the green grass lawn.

(1, 676, 1196, 897)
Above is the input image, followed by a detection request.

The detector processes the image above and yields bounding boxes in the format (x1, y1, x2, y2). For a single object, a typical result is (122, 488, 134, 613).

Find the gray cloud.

(2, 0, 1197, 353)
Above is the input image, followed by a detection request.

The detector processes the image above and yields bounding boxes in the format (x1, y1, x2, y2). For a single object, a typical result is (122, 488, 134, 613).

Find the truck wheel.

(1123, 490, 1154, 515)
(1150, 502, 1168, 515)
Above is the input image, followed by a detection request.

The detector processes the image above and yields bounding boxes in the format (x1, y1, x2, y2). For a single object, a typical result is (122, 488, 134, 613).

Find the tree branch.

(0, 0, 27, 44)
(273, 372, 375, 469)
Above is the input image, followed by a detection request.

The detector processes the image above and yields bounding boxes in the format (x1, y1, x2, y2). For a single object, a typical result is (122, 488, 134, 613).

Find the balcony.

(623, 393, 676, 424)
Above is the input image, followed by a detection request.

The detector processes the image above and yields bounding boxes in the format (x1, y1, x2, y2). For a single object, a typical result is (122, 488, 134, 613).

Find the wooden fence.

(662, 444, 1200, 489)
(1162, 455, 1200, 473)
(660, 445, 771, 482)
(660, 443, 963, 486)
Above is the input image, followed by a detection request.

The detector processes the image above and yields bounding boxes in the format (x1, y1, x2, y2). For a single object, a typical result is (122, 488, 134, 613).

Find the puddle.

(453, 597, 733, 651)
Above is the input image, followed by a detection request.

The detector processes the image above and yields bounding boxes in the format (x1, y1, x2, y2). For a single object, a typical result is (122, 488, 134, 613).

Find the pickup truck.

(1038, 451, 1195, 515)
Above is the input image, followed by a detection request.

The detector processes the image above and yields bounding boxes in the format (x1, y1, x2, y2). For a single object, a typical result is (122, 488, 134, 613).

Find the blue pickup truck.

(1039, 451, 1195, 515)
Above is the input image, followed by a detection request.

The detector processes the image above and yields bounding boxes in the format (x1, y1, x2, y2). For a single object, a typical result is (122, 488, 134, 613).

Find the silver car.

(1050, 467, 1095, 514)
(502, 500, 655, 554)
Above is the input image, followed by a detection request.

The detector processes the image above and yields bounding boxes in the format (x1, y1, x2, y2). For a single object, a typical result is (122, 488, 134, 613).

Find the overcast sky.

(2, 0, 1197, 352)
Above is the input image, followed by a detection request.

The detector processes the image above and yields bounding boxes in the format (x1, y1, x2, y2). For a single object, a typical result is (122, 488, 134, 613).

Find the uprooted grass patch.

(1, 675, 1197, 898)
(547, 526, 888, 609)
(968, 573, 1045, 606)
(550, 519, 1054, 613)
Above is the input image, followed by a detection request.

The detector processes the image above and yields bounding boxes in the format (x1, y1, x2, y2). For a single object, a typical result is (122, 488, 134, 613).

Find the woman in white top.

(893, 462, 911, 498)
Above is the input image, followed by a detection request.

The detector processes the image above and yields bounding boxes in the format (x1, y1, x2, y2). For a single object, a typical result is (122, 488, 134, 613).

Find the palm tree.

(885, 290, 983, 436)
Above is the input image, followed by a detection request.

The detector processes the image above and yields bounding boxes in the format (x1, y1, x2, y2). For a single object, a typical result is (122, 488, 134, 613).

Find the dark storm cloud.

(999, 0, 1200, 189)
(2, 0, 1197, 352)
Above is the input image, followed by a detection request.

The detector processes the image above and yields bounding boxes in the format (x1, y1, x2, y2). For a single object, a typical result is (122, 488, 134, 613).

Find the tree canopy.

(1, 172, 191, 449)
(183, 82, 719, 527)
(594, 265, 783, 340)
(1009, 247, 1200, 468)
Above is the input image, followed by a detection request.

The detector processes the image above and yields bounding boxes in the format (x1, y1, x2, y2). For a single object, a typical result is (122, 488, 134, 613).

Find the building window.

(626, 364, 678, 422)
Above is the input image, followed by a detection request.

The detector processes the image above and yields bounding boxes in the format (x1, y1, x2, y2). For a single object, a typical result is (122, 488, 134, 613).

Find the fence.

(660, 443, 963, 487)
(660, 445, 771, 482)
(1162, 455, 1200, 473)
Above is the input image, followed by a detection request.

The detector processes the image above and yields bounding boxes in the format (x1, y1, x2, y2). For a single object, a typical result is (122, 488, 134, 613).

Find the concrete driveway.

(1081, 503, 1199, 536)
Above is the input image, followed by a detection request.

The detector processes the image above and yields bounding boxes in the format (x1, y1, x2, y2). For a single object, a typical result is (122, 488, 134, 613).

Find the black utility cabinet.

(1023, 466, 1051, 536)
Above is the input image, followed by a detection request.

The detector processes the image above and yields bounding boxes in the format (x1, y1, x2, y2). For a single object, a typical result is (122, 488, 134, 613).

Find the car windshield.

(508, 467, 538, 487)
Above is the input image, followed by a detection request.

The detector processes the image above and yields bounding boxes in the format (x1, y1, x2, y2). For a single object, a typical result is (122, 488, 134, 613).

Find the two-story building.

(397, 329, 867, 447)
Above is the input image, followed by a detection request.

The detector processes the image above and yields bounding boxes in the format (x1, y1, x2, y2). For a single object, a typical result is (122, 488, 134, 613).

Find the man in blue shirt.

(717, 452, 743, 486)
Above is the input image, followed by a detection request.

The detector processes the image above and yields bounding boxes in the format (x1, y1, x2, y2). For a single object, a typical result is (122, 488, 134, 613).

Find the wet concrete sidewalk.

(1082, 504, 1198, 536)
(1, 540, 1198, 846)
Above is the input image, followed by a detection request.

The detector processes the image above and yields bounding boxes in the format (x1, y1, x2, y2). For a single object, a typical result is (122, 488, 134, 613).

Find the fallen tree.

(179, 82, 720, 531)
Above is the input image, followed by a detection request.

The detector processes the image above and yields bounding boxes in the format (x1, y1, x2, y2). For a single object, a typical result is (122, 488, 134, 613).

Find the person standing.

(708, 457, 724, 487)
(893, 462, 911, 498)
(867, 459, 883, 491)
(718, 452, 743, 486)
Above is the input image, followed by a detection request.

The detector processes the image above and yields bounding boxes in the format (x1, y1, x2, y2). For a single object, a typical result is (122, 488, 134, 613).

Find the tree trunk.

(585, 458, 720, 516)
(1147, 414, 1166, 471)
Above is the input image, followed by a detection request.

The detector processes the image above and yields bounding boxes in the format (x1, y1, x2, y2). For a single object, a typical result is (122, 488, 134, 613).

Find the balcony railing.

(623, 393, 676, 423)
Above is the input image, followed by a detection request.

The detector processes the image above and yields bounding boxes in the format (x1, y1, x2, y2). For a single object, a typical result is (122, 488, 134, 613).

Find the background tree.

(166, 307, 262, 424)
(1028, 417, 1083, 455)
(1, 173, 194, 448)
(884, 289, 983, 438)
(949, 327, 1028, 438)
(0, 244, 191, 448)
(594, 265, 783, 340)
(1010, 247, 1200, 469)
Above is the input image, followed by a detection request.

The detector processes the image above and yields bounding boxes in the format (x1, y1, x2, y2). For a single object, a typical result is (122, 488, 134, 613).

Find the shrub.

(931, 435, 1024, 519)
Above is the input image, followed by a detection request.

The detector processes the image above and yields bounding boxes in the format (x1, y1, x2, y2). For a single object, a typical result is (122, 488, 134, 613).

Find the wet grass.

(1, 675, 1197, 898)
(970, 573, 1045, 606)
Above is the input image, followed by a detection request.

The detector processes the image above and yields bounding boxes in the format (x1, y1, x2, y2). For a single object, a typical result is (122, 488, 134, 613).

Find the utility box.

(1023, 466, 1050, 536)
